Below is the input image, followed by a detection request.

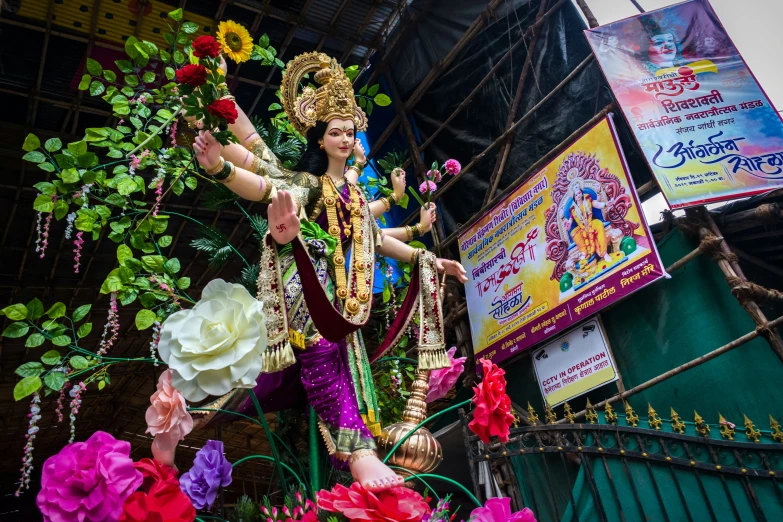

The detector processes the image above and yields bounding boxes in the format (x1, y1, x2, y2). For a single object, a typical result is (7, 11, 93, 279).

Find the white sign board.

(532, 318, 618, 407)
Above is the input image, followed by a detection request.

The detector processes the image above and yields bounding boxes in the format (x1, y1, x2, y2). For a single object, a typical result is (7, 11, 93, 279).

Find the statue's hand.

(436, 258, 468, 283)
(193, 130, 222, 172)
(418, 203, 437, 233)
(269, 190, 300, 244)
(391, 168, 406, 199)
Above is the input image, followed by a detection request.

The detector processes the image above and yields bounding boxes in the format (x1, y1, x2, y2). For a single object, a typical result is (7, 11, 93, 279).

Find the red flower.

(192, 36, 222, 59)
(120, 458, 196, 522)
(468, 358, 515, 443)
(207, 99, 238, 124)
(317, 482, 430, 522)
(175, 64, 207, 87)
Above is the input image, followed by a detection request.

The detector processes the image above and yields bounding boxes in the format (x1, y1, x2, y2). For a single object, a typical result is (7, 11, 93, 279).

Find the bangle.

(380, 197, 391, 212)
(413, 223, 422, 237)
(388, 192, 399, 205)
(244, 137, 264, 152)
(354, 159, 367, 170)
(409, 248, 421, 265)
(260, 175, 273, 201)
(205, 157, 225, 176)
(213, 160, 233, 181)
(405, 225, 413, 241)
(220, 162, 237, 184)
(346, 165, 362, 177)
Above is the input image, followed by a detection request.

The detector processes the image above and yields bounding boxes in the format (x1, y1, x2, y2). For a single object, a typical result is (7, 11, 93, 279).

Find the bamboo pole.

(700, 213, 783, 361)
(560, 313, 783, 423)
(368, 0, 530, 161)
(573, 0, 599, 28)
(436, 100, 613, 252)
(483, 0, 551, 206)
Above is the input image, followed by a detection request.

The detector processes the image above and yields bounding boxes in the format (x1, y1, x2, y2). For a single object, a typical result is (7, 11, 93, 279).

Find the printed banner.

(585, 0, 783, 209)
(532, 318, 618, 408)
(459, 116, 665, 365)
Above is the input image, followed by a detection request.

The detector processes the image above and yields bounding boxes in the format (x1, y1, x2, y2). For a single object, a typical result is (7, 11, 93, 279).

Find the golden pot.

(376, 370, 443, 476)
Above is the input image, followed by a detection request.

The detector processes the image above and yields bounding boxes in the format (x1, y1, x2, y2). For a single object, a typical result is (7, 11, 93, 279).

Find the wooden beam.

(573, 0, 599, 28)
(340, 0, 384, 63)
(483, 0, 550, 206)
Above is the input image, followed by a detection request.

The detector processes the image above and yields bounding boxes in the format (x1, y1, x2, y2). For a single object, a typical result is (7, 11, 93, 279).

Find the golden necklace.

(322, 175, 369, 315)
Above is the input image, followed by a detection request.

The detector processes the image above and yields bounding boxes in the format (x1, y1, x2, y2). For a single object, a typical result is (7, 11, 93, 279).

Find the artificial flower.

(192, 35, 222, 59)
(426, 346, 466, 403)
(427, 169, 442, 183)
(37, 431, 143, 522)
(444, 159, 461, 175)
(216, 20, 253, 63)
(468, 497, 536, 522)
(145, 369, 194, 452)
(157, 279, 266, 401)
(179, 440, 232, 510)
(317, 482, 430, 522)
(120, 458, 196, 522)
(419, 180, 437, 194)
(175, 64, 207, 87)
(207, 99, 239, 124)
(468, 358, 515, 443)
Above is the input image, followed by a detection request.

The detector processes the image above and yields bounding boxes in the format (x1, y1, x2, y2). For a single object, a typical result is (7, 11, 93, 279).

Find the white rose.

(158, 279, 267, 401)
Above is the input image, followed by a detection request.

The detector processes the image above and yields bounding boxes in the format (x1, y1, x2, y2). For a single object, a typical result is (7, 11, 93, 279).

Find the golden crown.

(280, 52, 368, 136)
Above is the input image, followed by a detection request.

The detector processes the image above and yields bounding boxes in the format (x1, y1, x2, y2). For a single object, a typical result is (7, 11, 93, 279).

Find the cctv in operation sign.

(532, 318, 618, 407)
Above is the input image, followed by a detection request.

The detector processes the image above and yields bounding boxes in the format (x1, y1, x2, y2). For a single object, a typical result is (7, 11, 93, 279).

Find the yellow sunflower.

(216, 20, 253, 63)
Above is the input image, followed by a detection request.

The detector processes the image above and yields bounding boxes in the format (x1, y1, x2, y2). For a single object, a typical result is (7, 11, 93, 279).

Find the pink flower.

(469, 497, 536, 522)
(37, 431, 143, 522)
(426, 347, 466, 403)
(419, 180, 437, 194)
(426, 169, 442, 182)
(444, 159, 461, 175)
(145, 369, 194, 452)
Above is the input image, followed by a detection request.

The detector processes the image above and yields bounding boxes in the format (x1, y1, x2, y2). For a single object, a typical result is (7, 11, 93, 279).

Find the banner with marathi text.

(459, 116, 665, 365)
(585, 0, 783, 209)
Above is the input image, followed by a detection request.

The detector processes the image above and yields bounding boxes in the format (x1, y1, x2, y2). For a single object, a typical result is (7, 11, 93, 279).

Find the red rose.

(468, 358, 515, 443)
(317, 482, 430, 522)
(192, 36, 221, 59)
(207, 98, 238, 124)
(120, 458, 195, 522)
(175, 64, 207, 87)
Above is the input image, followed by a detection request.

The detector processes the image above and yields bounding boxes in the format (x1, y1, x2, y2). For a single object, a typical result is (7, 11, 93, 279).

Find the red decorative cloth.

(206, 99, 238, 124)
(469, 358, 515, 443)
(175, 64, 207, 87)
(120, 458, 195, 522)
(192, 36, 221, 59)
(317, 482, 431, 522)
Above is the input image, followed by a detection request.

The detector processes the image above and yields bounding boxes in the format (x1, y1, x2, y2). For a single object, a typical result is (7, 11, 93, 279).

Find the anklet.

(348, 449, 377, 465)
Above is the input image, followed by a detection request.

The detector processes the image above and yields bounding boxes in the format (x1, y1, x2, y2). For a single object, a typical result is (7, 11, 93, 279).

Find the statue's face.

(648, 33, 676, 66)
(574, 186, 583, 203)
(321, 118, 355, 161)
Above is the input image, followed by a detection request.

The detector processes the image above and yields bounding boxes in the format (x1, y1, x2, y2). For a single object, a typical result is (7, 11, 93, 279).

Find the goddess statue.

(169, 53, 466, 491)
(561, 180, 616, 264)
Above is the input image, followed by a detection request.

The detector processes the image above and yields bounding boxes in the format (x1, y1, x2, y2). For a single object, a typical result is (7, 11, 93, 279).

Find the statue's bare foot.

(349, 450, 405, 491)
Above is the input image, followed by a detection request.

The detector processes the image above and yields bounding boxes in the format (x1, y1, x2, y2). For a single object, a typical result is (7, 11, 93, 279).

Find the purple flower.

(36, 431, 143, 522)
(179, 440, 232, 509)
(444, 159, 461, 175)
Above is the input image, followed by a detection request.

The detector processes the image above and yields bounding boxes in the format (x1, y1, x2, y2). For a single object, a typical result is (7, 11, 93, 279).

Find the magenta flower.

(427, 169, 442, 183)
(444, 158, 461, 175)
(37, 431, 143, 522)
(469, 497, 537, 522)
(426, 347, 466, 403)
(419, 180, 437, 194)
